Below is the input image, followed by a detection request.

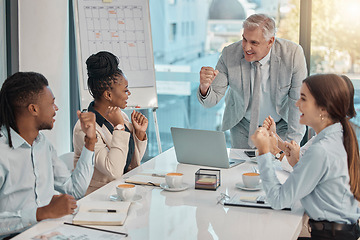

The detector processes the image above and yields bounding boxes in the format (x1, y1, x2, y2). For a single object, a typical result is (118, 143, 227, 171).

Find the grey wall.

(18, 0, 71, 155)
(0, 0, 6, 83)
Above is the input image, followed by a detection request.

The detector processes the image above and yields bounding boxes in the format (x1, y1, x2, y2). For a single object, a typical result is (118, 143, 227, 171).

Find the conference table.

(14, 148, 305, 240)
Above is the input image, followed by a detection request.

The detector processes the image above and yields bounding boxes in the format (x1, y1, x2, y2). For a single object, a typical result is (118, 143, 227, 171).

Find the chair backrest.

(59, 152, 75, 171)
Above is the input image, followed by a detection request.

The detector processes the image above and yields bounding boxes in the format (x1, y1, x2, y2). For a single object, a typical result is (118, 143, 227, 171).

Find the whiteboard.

(73, 0, 158, 109)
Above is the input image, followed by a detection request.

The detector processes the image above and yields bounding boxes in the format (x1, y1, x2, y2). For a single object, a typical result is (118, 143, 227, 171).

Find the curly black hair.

(86, 51, 124, 100)
(0, 72, 49, 147)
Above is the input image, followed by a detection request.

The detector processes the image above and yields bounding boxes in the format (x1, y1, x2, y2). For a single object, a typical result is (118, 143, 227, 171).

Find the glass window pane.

(146, 0, 301, 159)
(277, 0, 300, 44)
(310, 0, 360, 142)
(311, 0, 360, 75)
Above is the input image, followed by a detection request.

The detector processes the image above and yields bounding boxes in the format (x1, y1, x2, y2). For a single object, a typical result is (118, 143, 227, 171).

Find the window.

(145, 0, 303, 159)
(310, 0, 360, 140)
(169, 23, 176, 42)
(310, 0, 360, 74)
(181, 22, 185, 36)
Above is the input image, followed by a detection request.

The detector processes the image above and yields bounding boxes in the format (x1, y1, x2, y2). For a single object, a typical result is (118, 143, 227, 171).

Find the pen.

(147, 181, 158, 186)
(151, 173, 165, 177)
(89, 209, 117, 213)
(240, 196, 266, 204)
(64, 222, 128, 237)
(240, 199, 265, 204)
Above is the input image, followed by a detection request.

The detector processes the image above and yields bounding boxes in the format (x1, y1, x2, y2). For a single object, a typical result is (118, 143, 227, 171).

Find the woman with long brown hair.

(252, 74, 360, 239)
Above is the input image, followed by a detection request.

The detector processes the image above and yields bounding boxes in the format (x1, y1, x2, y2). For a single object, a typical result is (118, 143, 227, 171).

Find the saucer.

(109, 194, 143, 202)
(160, 182, 189, 192)
(235, 182, 261, 191)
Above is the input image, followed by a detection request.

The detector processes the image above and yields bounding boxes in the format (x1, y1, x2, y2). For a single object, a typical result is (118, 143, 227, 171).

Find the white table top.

(14, 148, 304, 240)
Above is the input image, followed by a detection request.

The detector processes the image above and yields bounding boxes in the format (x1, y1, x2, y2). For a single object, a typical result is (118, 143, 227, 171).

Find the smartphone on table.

(244, 150, 256, 158)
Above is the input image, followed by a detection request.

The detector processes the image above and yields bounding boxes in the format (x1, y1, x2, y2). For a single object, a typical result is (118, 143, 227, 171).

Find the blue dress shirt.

(257, 122, 360, 224)
(0, 126, 94, 236)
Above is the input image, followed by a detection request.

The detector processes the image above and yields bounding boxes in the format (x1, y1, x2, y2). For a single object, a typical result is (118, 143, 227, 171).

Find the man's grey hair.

(243, 14, 276, 41)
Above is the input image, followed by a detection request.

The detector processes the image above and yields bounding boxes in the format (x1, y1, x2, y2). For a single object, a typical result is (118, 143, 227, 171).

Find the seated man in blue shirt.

(0, 72, 97, 238)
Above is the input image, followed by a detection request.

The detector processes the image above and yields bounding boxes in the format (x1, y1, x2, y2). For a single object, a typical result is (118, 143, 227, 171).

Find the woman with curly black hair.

(73, 51, 148, 195)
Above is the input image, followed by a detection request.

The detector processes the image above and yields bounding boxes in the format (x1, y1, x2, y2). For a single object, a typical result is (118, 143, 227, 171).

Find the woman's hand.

(284, 140, 300, 167)
(77, 110, 97, 151)
(77, 111, 96, 139)
(262, 116, 276, 133)
(251, 127, 277, 156)
(262, 116, 287, 151)
(131, 110, 148, 141)
(105, 106, 124, 126)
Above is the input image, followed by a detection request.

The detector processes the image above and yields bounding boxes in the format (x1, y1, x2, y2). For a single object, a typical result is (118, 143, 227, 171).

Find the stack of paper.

(195, 177, 218, 190)
(73, 201, 131, 225)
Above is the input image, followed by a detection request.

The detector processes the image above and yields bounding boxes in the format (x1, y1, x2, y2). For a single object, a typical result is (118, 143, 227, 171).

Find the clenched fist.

(199, 66, 219, 96)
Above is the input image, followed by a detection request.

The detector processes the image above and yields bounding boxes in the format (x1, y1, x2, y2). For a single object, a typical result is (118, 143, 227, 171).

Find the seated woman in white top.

(263, 74, 357, 171)
(73, 51, 148, 195)
(251, 74, 360, 240)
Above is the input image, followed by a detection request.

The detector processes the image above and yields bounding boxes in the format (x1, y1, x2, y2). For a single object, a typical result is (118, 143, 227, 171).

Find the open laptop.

(170, 127, 246, 168)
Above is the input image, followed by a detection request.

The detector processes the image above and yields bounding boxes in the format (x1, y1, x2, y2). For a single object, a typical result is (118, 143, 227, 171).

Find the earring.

(320, 114, 324, 121)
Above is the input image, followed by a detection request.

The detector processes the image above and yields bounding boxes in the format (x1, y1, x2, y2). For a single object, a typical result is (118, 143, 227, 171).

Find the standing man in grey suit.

(198, 13, 307, 148)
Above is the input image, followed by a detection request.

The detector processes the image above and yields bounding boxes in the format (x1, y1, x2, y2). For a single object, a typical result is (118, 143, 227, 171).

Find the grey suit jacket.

(198, 38, 307, 143)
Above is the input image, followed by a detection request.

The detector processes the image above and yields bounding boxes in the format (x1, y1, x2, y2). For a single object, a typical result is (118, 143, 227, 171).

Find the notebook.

(73, 201, 131, 225)
(125, 171, 165, 187)
(170, 127, 245, 168)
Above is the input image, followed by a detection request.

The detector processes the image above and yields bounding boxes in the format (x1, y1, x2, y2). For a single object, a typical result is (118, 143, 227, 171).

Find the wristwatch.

(114, 124, 125, 131)
(275, 151, 285, 161)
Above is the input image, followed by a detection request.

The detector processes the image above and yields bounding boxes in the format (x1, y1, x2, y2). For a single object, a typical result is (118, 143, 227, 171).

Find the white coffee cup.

(116, 184, 136, 201)
(165, 173, 183, 188)
(242, 172, 260, 188)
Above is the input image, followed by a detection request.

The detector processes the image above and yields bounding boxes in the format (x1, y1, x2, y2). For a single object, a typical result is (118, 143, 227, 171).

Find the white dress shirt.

(0, 126, 94, 236)
(245, 48, 282, 125)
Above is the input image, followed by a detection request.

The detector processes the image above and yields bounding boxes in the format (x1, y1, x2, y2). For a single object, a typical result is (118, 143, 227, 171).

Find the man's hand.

(77, 110, 96, 151)
(105, 106, 124, 126)
(199, 66, 219, 96)
(131, 110, 148, 141)
(284, 140, 300, 167)
(36, 194, 77, 221)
